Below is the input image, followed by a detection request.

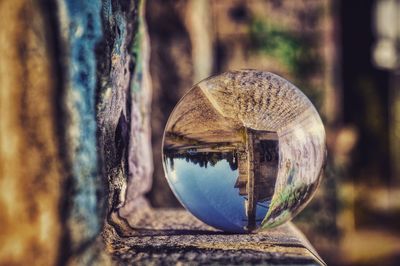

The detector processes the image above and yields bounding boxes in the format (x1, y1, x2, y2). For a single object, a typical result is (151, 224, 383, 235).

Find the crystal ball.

(162, 70, 326, 233)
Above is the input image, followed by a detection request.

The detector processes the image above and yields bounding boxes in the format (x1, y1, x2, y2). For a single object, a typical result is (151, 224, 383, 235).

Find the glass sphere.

(162, 70, 326, 233)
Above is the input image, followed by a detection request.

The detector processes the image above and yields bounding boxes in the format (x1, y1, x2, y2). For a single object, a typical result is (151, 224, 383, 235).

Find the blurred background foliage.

(145, 0, 400, 265)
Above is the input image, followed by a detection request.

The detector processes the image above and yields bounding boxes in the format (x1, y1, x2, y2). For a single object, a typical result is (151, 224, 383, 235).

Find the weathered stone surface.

(0, 0, 150, 264)
(56, 1, 105, 258)
(0, 1, 64, 265)
(119, 0, 153, 216)
(59, 0, 152, 262)
(106, 208, 326, 265)
(96, 0, 152, 232)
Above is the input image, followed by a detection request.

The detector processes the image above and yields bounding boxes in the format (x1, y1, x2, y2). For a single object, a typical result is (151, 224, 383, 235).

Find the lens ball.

(162, 70, 326, 233)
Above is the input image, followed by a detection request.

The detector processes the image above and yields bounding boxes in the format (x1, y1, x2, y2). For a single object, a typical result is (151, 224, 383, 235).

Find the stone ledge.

(107, 208, 325, 265)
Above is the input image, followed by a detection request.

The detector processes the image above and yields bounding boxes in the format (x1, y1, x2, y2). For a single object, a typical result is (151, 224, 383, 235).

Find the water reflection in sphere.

(162, 70, 326, 233)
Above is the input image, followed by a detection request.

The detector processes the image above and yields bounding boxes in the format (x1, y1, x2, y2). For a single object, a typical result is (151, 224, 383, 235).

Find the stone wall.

(0, 0, 151, 264)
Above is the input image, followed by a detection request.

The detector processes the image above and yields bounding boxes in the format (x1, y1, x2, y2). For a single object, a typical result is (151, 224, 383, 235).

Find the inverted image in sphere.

(163, 70, 326, 233)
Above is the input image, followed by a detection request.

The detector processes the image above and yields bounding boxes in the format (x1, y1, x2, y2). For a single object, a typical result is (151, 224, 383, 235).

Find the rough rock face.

(96, 0, 153, 240)
(0, 0, 151, 264)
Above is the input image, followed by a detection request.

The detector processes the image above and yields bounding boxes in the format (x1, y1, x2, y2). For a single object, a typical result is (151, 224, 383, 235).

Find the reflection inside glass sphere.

(162, 70, 326, 233)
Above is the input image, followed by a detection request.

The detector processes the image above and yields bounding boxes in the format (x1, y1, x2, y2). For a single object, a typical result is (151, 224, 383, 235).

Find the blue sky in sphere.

(165, 157, 268, 232)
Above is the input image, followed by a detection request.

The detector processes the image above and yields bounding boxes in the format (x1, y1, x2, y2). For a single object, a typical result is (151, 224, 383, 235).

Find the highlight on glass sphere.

(162, 70, 326, 233)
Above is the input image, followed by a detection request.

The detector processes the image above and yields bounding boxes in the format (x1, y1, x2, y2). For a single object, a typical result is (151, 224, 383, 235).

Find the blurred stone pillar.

(185, 0, 214, 83)
(146, 0, 193, 207)
(373, 0, 400, 190)
(147, 0, 215, 207)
